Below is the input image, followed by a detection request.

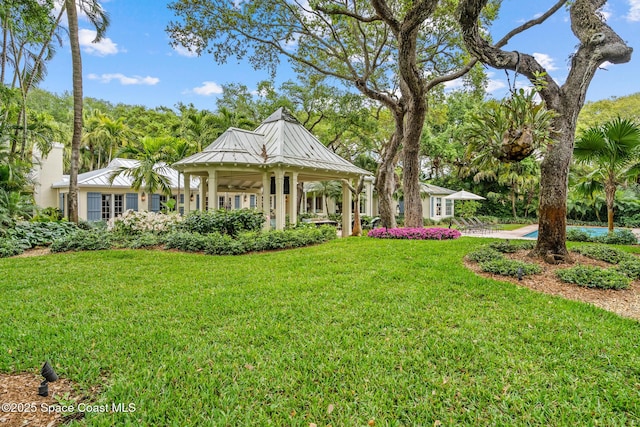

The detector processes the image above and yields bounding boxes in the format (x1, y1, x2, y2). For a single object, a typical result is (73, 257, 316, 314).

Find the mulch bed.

(0, 372, 86, 426)
(465, 250, 640, 321)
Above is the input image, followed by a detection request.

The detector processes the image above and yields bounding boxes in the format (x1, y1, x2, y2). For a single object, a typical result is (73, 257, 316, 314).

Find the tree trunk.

(66, 0, 82, 223)
(352, 196, 362, 237)
(402, 99, 426, 228)
(605, 178, 616, 232)
(376, 115, 403, 229)
(534, 115, 574, 259)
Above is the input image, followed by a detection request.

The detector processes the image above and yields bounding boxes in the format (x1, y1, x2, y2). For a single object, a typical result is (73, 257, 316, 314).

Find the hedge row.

(49, 226, 337, 255)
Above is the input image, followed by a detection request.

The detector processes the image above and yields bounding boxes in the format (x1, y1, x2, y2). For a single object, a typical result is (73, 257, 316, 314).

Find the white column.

(199, 176, 207, 212)
(275, 169, 286, 230)
(301, 190, 307, 213)
(262, 172, 271, 231)
(208, 170, 217, 212)
(183, 173, 191, 215)
(289, 172, 298, 226)
(342, 180, 352, 237)
(365, 178, 374, 217)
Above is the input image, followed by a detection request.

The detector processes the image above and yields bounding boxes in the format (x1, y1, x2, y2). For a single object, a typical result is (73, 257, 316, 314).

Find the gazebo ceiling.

(173, 107, 371, 180)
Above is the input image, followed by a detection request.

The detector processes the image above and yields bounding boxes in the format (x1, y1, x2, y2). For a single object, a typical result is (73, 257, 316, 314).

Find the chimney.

(33, 143, 64, 209)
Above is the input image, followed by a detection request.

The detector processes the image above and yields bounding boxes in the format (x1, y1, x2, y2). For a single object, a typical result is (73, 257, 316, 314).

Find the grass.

(1, 238, 639, 426)
(498, 223, 530, 231)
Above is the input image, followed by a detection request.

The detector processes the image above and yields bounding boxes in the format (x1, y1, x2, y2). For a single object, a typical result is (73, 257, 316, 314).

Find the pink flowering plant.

(367, 227, 461, 240)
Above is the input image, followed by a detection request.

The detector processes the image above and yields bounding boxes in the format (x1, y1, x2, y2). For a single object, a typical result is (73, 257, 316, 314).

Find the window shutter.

(151, 194, 160, 212)
(59, 193, 65, 215)
(87, 192, 101, 221)
(126, 193, 138, 212)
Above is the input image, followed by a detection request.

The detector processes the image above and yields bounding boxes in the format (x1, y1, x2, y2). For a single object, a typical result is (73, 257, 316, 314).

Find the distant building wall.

(33, 143, 64, 209)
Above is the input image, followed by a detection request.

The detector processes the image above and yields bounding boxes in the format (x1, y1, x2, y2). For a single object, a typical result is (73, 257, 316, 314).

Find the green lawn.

(1, 238, 639, 426)
(498, 223, 531, 231)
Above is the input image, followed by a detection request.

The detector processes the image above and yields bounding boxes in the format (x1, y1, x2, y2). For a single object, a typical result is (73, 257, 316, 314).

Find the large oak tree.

(458, 0, 633, 260)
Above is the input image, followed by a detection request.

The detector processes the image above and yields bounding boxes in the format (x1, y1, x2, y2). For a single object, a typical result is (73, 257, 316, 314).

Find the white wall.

(33, 143, 64, 209)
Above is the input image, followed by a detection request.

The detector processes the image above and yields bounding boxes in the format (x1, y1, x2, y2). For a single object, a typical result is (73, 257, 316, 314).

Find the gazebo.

(173, 108, 372, 236)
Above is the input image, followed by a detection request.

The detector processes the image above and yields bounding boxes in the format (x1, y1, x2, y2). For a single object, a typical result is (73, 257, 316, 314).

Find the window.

(218, 196, 225, 210)
(435, 197, 442, 216)
(179, 194, 184, 215)
(126, 193, 138, 212)
(150, 194, 162, 212)
(101, 194, 111, 220)
(114, 194, 124, 217)
(59, 193, 65, 216)
(250, 195, 256, 209)
(87, 192, 101, 221)
(234, 195, 241, 209)
(445, 199, 453, 216)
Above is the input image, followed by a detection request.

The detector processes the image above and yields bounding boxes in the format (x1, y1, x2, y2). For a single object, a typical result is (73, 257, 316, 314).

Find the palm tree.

(108, 137, 176, 198)
(211, 107, 256, 139)
(65, 0, 109, 223)
(573, 118, 640, 231)
(177, 108, 217, 152)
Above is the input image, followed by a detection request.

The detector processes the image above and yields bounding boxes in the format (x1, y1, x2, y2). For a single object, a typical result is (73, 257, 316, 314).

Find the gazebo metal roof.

(174, 108, 371, 178)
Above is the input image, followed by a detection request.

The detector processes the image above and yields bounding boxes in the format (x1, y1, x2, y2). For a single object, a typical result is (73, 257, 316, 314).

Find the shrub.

(571, 245, 633, 264)
(118, 232, 162, 249)
(0, 238, 29, 258)
(616, 258, 640, 280)
(163, 226, 336, 255)
(109, 210, 182, 234)
(367, 227, 461, 240)
(488, 240, 535, 253)
(566, 228, 591, 242)
(479, 259, 541, 277)
(50, 230, 113, 253)
(179, 209, 264, 236)
(593, 230, 638, 245)
(566, 228, 638, 245)
(621, 213, 640, 228)
(163, 231, 212, 252)
(466, 248, 504, 263)
(32, 207, 63, 222)
(6, 221, 78, 248)
(556, 265, 630, 290)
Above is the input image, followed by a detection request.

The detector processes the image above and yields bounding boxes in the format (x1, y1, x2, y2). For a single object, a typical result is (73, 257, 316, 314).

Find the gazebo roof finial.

(261, 107, 300, 125)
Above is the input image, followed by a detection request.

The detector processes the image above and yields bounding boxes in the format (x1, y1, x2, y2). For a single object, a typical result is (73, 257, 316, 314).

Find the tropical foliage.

(573, 118, 640, 231)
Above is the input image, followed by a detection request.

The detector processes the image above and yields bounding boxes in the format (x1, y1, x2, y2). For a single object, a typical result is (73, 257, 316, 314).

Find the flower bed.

(367, 227, 461, 240)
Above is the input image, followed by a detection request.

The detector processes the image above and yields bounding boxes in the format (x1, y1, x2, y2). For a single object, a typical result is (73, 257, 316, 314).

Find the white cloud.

(628, 0, 640, 21)
(598, 4, 612, 21)
(533, 52, 558, 71)
(443, 78, 464, 91)
(486, 79, 506, 93)
(173, 44, 198, 58)
(79, 29, 119, 56)
(88, 73, 159, 85)
(192, 81, 224, 96)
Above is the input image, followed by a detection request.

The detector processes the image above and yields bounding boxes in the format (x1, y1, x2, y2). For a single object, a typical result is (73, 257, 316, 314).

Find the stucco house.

(32, 144, 207, 221)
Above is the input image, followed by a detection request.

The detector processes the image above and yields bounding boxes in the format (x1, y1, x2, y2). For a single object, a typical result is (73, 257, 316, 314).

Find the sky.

(38, 0, 640, 111)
